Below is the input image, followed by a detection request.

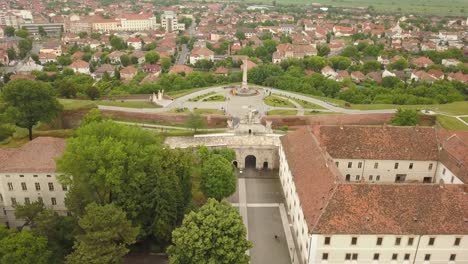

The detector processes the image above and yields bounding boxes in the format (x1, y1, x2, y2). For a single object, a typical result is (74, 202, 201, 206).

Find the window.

(37, 197, 43, 204)
(11, 197, 17, 205)
(423, 177, 432, 183)
(428, 163, 433, 170)
(394, 163, 399, 169)
(376, 175, 380, 181)
(392, 253, 398, 260)
(352, 254, 358, 260)
(373, 253, 380, 260)
(425, 254, 431, 261)
(0, 194, 2, 202)
(324, 237, 331, 245)
(369, 175, 373, 181)
(348, 162, 352, 168)
(33, 174, 38, 177)
(19, 174, 24, 177)
(454, 237, 461, 246)
(376, 237, 383, 245)
(48, 182, 54, 191)
(395, 237, 401, 245)
(62, 185, 68, 191)
(322, 253, 328, 260)
(7, 182, 13, 191)
(21, 182, 27, 191)
(346, 174, 351, 181)
(409, 163, 413, 169)
(47, 174, 51, 177)
(428, 237, 435, 246)
(24, 197, 30, 204)
(408, 237, 414, 246)
(374, 162, 379, 169)
(35, 183, 40, 191)
(450, 254, 456, 261)
(451, 176, 454, 183)
(345, 253, 351, 260)
(335, 162, 339, 167)
(358, 162, 362, 168)
(51, 197, 57, 205)
(355, 175, 360, 181)
(404, 254, 410, 260)
(442, 168, 446, 175)
(351, 237, 357, 245)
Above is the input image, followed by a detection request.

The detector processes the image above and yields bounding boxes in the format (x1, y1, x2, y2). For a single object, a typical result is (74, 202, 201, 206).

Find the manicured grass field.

(461, 116, 468, 123)
(96, 100, 160, 108)
(264, 96, 296, 108)
(188, 92, 216, 102)
(59, 99, 97, 110)
(248, 0, 466, 16)
(304, 111, 339, 115)
(267, 109, 297, 115)
(203, 94, 226, 102)
(193, 108, 224, 115)
(166, 87, 214, 99)
(290, 98, 325, 109)
(436, 115, 468, 131)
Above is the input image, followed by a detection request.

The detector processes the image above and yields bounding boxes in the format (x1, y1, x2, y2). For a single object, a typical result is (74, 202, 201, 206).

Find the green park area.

(267, 109, 297, 115)
(264, 95, 296, 108)
(59, 99, 160, 110)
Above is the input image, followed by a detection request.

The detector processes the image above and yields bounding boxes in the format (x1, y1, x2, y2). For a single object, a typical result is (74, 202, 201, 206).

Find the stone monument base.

(233, 86, 258, 96)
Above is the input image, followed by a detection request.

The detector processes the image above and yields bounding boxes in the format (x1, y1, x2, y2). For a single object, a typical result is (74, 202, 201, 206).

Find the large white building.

(279, 125, 468, 264)
(160, 11, 185, 32)
(0, 137, 67, 228)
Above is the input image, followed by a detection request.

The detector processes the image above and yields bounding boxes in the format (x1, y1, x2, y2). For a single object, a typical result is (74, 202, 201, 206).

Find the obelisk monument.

(241, 59, 248, 91)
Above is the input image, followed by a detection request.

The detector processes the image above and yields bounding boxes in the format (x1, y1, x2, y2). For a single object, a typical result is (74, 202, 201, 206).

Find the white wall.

(334, 159, 438, 183)
(0, 172, 67, 227)
(435, 163, 463, 184)
(310, 234, 468, 264)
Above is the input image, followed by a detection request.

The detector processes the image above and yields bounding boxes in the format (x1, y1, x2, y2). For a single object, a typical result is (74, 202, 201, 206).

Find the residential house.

(38, 52, 57, 64)
(93, 64, 114, 79)
(169, 64, 193, 75)
(412, 57, 434, 68)
(127, 37, 142, 50)
(189, 47, 214, 65)
(272, 43, 317, 63)
(68, 59, 90, 74)
(120, 65, 137, 81)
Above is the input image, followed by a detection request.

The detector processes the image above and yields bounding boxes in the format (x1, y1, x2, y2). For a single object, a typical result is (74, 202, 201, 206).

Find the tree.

(38, 26, 47, 37)
(391, 109, 419, 126)
(5, 26, 15, 37)
(145, 51, 160, 64)
(161, 57, 171, 72)
(1, 80, 62, 140)
(15, 29, 29, 38)
(85, 86, 100, 100)
(167, 199, 252, 264)
(304, 56, 327, 72)
(80, 109, 103, 126)
(78, 32, 88, 39)
(18, 38, 32, 58)
(329, 56, 352, 70)
(65, 203, 138, 264)
(235, 30, 246, 41)
(57, 121, 188, 242)
(317, 45, 330, 57)
(200, 154, 236, 201)
(6, 47, 16, 61)
(120, 54, 130, 66)
(15, 201, 45, 228)
(362, 60, 382, 73)
(388, 58, 409, 70)
(185, 113, 205, 132)
(0, 228, 52, 264)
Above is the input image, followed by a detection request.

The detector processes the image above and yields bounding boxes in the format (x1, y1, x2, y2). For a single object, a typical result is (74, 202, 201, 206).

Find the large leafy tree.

(200, 154, 236, 201)
(57, 121, 191, 243)
(391, 109, 419, 126)
(144, 51, 160, 64)
(1, 79, 62, 140)
(0, 227, 52, 264)
(167, 199, 252, 264)
(65, 203, 138, 264)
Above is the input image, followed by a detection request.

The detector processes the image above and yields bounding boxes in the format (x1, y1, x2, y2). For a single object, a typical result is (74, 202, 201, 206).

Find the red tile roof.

(0, 137, 65, 173)
(317, 125, 439, 161)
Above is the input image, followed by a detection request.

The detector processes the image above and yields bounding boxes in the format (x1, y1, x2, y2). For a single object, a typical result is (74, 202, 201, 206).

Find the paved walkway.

(229, 169, 297, 264)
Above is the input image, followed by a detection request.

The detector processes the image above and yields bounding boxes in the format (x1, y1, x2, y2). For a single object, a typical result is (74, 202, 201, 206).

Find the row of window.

(10, 197, 57, 206)
(6, 182, 67, 192)
(339, 161, 434, 170)
(322, 253, 457, 261)
(324, 236, 462, 247)
(5, 174, 53, 178)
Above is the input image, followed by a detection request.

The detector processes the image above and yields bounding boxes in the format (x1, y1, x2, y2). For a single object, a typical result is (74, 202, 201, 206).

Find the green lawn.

(188, 92, 216, 102)
(96, 100, 160, 108)
(193, 108, 224, 115)
(304, 111, 339, 115)
(436, 115, 468, 131)
(461, 116, 468, 123)
(267, 110, 297, 116)
(264, 96, 296, 108)
(290, 98, 325, 109)
(203, 94, 226, 102)
(166, 88, 213, 99)
(59, 99, 97, 110)
(245, 0, 466, 16)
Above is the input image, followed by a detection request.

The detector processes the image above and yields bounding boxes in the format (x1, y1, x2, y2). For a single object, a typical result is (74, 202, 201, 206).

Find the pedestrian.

(274, 235, 279, 240)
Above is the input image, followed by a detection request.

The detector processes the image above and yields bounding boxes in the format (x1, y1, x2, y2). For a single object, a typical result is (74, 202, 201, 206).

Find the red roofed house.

(127, 37, 142, 50)
(0, 137, 67, 227)
(279, 125, 468, 264)
(68, 59, 90, 74)
(189, 47, 214, 65)
(169, 64, 193, 75)
(412, 57, 434, 68)
(120, 65, 138, 81)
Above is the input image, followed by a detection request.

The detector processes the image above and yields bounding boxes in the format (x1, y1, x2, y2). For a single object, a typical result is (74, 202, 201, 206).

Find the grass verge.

(436, 115, 468, 131)
(264, 96, 296, 108)
(267, 110, 297, 116)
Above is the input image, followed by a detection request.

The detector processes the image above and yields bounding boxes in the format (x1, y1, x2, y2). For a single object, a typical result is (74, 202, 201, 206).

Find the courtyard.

(229, 169, 298, 264)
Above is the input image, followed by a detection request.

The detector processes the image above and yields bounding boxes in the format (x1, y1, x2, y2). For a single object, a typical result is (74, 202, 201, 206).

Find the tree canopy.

(200, 154, 236, 201)
(167, 199, 252, 264)
(1, 79, 62, 140)
(0, 226, 52, 264)
(391, 109, 419, 126)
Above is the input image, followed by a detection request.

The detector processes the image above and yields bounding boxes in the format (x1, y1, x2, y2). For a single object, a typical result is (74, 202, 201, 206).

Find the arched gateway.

(245, 155, 256, 169)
